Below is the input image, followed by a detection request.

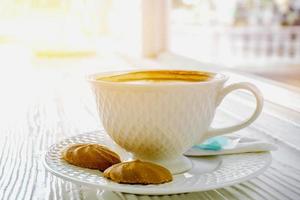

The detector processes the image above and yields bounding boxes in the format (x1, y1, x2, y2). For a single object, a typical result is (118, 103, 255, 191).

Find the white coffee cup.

(88, 70, 263, 174)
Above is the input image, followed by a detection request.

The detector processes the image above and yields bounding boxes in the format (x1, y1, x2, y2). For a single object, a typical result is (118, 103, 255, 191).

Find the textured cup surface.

(88, 70, 226, 164)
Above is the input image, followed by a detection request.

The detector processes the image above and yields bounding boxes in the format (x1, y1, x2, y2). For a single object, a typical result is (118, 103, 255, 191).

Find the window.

(0, 0, 142, 57)
(170, 0, 300, 67)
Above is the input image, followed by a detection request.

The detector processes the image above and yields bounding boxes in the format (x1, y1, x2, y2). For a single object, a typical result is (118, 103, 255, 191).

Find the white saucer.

(44, 131, 272, 195)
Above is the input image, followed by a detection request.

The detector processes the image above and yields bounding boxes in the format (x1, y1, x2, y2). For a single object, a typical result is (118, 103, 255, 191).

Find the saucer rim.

(43, 132, 272, 195)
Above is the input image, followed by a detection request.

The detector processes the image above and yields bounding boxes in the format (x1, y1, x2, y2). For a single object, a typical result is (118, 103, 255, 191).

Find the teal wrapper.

(193, 136, 229, 151)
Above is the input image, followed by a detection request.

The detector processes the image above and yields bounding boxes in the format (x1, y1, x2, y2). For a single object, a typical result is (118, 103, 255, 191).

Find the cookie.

(103, 160, 172, 184)
(62, 143, 121, 171)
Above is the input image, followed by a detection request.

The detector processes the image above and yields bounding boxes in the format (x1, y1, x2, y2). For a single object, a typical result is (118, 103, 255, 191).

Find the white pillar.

(142, 0, 170, 58)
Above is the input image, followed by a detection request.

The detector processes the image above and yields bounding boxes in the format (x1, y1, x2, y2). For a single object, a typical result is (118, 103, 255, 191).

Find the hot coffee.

(96, 70, 215, 83)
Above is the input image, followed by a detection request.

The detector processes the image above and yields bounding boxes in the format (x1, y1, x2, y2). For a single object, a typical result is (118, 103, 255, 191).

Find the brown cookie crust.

(103, 160, 172, 184)
(62, 143, 121, 171)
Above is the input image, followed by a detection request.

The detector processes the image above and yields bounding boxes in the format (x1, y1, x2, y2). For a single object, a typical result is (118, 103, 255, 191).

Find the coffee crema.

(96, 70, 215, 83)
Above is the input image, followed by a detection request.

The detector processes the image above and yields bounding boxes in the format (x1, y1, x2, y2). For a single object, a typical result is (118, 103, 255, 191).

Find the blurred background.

(170, 0, 300, 87)
(0, 0, 299, 87)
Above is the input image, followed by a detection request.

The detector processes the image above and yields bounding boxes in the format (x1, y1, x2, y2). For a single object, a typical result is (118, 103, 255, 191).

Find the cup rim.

(87, 69, 228, 86)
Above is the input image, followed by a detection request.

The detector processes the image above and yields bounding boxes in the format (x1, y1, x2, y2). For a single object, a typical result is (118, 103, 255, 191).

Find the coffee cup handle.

(207, 82, 263, 137)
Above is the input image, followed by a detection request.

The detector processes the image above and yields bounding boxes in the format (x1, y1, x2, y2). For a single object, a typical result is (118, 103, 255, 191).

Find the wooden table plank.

(0, 56, 300, 199)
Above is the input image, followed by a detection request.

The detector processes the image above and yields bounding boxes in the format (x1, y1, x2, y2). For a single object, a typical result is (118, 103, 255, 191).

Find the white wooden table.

(0, 55, 300, 200)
